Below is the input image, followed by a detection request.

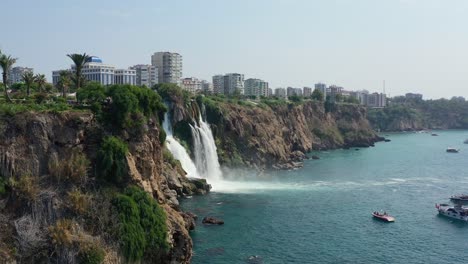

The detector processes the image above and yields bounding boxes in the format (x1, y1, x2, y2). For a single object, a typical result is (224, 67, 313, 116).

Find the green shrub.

(78, 242, 105, 264)
(113, 186, 168, 262)
(97, 136, 129, 184)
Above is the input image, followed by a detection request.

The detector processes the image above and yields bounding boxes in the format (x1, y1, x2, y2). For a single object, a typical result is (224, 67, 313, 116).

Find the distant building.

(367, 93, 386, 108)
(131, 64, 158, 87)
(114, 69, 136, 85)
(328, 85, 343, 102)
(53, 56, 115, 86)
(244, 78, 269, 98)
(223, 73, 244, 95)
(151, 52, 182, 84)
(405, 93, 423, 100)
(8, 67, 33, 85)
(212, 73, 244, 95)
(275, 88, 287, 99)
(201, 80, 213, 93)
(212, 75, 225, 94)
(303, 87, 312, 97)
(180, 77, 202, 93)
(267, 88, 273, 97)
(287, 87, 302, 97)
(314, 83, 327, 97)
(350, 90, 369, 105)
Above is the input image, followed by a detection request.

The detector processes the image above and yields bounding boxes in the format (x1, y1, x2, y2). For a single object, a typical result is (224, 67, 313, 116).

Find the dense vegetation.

(368, 96, 468, 131)
(113, 186, 168, 262)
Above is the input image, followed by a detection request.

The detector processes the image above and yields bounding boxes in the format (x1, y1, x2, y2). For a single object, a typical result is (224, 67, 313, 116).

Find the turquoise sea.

(181, 131, 468, 264)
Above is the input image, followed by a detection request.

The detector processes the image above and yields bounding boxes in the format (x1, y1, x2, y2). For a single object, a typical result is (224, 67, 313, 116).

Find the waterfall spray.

(162, 112, 200, 178)
(190, 115, 223, 181)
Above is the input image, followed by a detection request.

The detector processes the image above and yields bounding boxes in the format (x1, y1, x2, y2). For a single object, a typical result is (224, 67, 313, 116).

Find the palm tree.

(57, 70, 72, 98)
(67, 53, 90, 90)
(22, 71, 36, 97)
(0, 51, 17, 102)
(35, 74, 47, 93)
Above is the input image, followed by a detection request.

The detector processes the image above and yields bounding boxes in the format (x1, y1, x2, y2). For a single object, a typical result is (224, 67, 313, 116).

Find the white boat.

(435, 203, 468, 221)
(446, 148, 460, 153)
(372, 211, 395, 222)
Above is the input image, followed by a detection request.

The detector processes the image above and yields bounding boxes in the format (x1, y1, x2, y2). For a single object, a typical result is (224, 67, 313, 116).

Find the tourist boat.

(446, 148, 460, 153)
(435, 203, 468, 222)
(372, 211, 395, 222)
(450, 194, 468, 202)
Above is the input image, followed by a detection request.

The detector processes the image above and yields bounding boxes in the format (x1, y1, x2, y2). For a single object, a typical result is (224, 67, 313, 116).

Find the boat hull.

(372, 214, 395, 222)
(438, 210, 468, 221)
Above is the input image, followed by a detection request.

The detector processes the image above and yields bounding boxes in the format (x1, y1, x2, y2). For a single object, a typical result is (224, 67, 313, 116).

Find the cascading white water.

(162, 113, 200, 178)
(190, 115, 223, 181)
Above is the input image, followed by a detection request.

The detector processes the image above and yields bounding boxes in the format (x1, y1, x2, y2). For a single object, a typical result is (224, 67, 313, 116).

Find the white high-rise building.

(180, 77, 202, 93)
(131, 64, 158, 87)
(223, 73, 244, 95)
(151, 52, 182, 84)
(201, 80, 213, 93)
(8, 67, 34, 85)
(212, 75, 225, 94)
(314, 83, 327, 97)
(114, 69, 136, 85)
(275, 88, 287, 98)
(244, 78, 269, 98)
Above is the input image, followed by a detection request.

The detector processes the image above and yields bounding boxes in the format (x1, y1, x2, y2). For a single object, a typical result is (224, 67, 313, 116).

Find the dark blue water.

(181, 131, 468, 264)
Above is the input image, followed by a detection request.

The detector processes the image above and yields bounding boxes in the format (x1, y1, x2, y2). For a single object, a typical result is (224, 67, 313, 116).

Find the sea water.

(181, 131, 468, 264)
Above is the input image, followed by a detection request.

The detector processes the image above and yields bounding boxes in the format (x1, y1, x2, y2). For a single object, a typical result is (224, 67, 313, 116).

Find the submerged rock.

(202, 216, 224, 225)
(311, 155, 320, 160)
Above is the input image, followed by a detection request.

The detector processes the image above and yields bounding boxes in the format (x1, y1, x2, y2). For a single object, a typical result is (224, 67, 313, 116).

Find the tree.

(22, 71, 36, 97)
(35, 74, 47, 93)
(67, 53, 90, 90)
(0, 50, 17, 102)
(311, 89, 324, 101)
(57, 70, 72, 98)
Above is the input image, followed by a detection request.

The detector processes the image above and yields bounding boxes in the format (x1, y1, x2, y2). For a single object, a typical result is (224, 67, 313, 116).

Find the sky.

(2, 0, 468, 99)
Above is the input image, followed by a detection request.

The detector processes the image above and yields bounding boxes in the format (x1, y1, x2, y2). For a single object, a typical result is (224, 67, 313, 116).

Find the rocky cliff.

(167, 96, 382, 170)
(0, 111, 204, 263)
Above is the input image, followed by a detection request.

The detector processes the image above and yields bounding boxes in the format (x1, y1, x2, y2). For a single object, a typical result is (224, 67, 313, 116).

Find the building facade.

(275, 88, 287, 99)
(287, 87, 302, 97)
(151, 52, 182, 84)
(8, 67, 34, 85)
(303, 87, 312, 97)
(314, 83, 327, 97)
(367, 93, 387, 108)
(328, 85, 343, 102)
(244, 78, 269, 98)
(212, 75, 225, 94)
(180, 77, 202, 93)
(114, 69, 136, 85)
(131, 64, 158, 87)
(201, 80, 213, 93)
(223, 73, 244, 95)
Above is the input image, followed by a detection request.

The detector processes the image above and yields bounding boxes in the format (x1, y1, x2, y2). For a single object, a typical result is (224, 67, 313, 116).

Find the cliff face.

(206, 101, 381, 169)
(0, 111, 200, 263)
(168, 98, 381, 170)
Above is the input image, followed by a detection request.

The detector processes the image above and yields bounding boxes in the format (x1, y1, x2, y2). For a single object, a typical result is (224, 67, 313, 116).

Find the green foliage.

(311, 89, 324, 101)
(33, 93, 48, 104)
(97, 85, 166, 130)
(158, 125, 166, 144)
(96, 136, 129, 184)
(113, 186, 168, 262)
(78, 242, 105, 264)
(153, 83, 183, 100)
(77, 82, 106, 105)
(288, 95, 302, 103)
(344, 96, 360, 104)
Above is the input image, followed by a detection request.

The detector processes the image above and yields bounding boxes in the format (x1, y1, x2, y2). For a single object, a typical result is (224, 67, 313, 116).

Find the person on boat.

(384, 211, 387, 215)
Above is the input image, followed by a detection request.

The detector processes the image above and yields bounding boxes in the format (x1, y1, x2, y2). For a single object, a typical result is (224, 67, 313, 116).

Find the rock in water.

(311, 155, 320, 160)
(202, 216, 224, 225)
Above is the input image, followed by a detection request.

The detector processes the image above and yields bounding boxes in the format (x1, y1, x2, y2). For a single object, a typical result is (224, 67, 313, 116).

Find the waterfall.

(190, 115, 223, 181)
(162, 113, 200, 178)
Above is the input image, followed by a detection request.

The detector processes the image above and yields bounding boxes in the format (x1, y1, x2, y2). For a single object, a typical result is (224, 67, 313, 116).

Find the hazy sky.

(2, 0, 468, 99)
